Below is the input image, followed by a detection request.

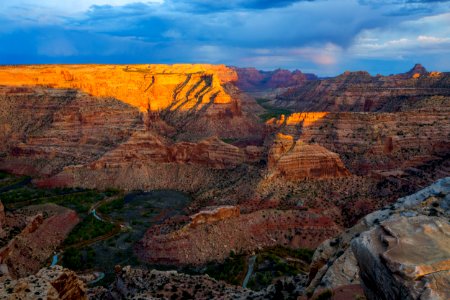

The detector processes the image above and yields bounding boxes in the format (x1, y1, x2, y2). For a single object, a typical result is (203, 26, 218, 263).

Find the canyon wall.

(0, 65, 265, 191)
(274, 65, 450, 112)
(136, 207, 341, 265)
(0, 65, 263, 141)
(0, 64, 237, 112)
(268, 111, 450, 177)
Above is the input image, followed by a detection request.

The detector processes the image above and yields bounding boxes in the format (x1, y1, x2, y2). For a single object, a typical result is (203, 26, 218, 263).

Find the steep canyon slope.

(272, 64, 450, 112)
(0, 65, 264, 191)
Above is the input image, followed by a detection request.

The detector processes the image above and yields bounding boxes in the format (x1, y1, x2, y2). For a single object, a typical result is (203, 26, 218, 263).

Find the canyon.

(0, 64, 448, 299)
(273, 64, 450, 112)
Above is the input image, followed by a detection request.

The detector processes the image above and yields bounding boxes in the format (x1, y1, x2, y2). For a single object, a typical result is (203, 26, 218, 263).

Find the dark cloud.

(165, 0, 311, 12)
(0, 0, 449, 75)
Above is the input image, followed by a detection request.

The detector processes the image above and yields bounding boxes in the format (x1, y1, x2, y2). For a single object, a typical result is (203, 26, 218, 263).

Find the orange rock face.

(189, 206, 240, 228)
(0, 64, 238, 112)
(266, 112, 329, 128)
(0, 75, 262, 190)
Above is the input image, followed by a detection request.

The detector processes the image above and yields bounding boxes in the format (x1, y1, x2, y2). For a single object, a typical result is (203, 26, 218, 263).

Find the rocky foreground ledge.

(308, 177, 450, 300)
(1, 178, 448, 299)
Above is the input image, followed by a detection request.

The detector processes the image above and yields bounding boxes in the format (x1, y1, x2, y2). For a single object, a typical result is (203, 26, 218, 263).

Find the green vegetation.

(64, 215, 115, 246)
(98, 197, 125, 214)
(0, 171, 10, 180)
(1, 185, 112, 213)
(262, 245, 314, 263)
(220, 138, 239, 144)
(62, 247, 96, 270)
(247, 246, 313, 291)
(0, 175, 29, 189)
(256, 98, 292, 122)
(204, 252, 247, 285)
(201, 246, 314, 290)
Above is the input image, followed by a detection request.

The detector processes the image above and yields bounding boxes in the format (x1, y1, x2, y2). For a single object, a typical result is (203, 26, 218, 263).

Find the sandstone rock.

(136, 209, 341, 265)
(189, 206, 240, 228)
(274, 111, 450, 176)
(0, 204, 80, 278)
(307, 177, 450, 299)
(0, 64, 237, 112)
(319, 248, 360, 288)
(268, 133, 350, 180)
(89, 266, 254, 299)
(0, 65, 265, 189)
(0, 86, 142, 176)
(0, 65, 264, 142)
(0, 266, 87, 300)
(352, 215, 450, 300)
(274, 65, 450, 112)
(406, 63, 429, 78)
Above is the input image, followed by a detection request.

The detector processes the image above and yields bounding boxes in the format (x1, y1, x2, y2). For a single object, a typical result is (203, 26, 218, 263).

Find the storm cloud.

(0, 0, 449, 75)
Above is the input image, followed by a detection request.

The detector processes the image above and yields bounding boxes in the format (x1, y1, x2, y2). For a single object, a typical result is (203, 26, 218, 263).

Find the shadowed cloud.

(0, 0, 449, 75)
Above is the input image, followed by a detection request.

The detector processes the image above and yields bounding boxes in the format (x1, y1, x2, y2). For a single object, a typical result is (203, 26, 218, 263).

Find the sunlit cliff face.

(266, 112, 329, 128)
(0, 64, 238, 112)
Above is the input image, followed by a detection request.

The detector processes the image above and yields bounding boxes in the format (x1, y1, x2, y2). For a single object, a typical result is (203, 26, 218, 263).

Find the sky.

(0, 0, 449, 76)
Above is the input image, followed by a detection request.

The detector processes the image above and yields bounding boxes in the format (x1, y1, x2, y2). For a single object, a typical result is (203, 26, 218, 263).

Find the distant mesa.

(274, 63, 450, 112)
(232, 67, 318, 92)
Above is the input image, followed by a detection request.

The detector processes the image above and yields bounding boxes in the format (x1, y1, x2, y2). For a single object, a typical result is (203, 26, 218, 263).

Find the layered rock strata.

(0, 86, 142, 176)
(189, 206, 240, 228)
(268, 133, 350, 180)
(0, 64, 237, 112)
(268, 111, 450, 176)
(136, 208, 341, 265)
(274, 65, 450, 112)
(0, 204, 79, 278)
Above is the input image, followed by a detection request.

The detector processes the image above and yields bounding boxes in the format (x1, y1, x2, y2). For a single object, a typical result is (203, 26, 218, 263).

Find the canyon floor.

(0, 64, 449, 299)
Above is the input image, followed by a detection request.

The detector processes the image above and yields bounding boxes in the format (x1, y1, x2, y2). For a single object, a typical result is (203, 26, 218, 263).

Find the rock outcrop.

(268, 133, 350, 180)
(0, 86, 142, 177)
(136, 209, 341, 265)
(307, 177, 450, 300)
(88, 266, 255, 300)
(189, 206, 240, 228)
(0, 266, 87, 300)
(353, 215, 450, 300)
(0, 204, 79, 279)
(33, 133, 252, 191)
